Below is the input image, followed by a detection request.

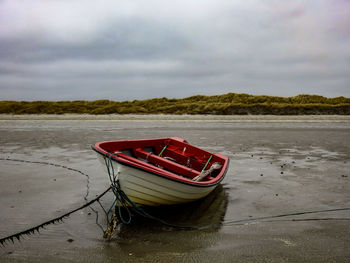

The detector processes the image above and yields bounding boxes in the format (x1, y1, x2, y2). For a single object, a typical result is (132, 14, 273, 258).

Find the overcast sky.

(1, 0, 349, 101)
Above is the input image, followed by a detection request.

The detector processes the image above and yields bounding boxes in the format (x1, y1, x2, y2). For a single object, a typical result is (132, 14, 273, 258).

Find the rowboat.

(92, 137, 229, 206)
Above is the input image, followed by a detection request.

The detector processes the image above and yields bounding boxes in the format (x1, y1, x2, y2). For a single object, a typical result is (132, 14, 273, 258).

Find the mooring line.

(220, 207, 350, 227)
(103, 153, 350, 234)
(0, 186, 111, 246)
(1, 157, 91, 200)
(1, 157, 350, 245)
(0, 157, 110, 246)
(166, 208, 350, 230)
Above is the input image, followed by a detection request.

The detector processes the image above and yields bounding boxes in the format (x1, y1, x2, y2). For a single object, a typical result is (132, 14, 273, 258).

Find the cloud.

(0, 0, 349, 100)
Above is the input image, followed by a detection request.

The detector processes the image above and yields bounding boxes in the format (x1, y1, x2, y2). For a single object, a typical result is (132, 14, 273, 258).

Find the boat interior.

(95, 138, 227, 181)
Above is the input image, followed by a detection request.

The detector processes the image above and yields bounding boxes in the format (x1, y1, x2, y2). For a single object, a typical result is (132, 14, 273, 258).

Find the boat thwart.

(92, 137, 229, 206)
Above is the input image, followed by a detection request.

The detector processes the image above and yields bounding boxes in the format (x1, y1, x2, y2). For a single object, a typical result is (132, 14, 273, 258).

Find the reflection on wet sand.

(117, 184, 228, 235)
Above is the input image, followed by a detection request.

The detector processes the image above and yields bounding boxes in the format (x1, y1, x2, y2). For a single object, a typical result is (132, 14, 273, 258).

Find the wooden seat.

(134, 148, 200, 178)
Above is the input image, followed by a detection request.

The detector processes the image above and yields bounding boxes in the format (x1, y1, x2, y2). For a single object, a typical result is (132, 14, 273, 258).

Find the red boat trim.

(91, 145, 229, 188)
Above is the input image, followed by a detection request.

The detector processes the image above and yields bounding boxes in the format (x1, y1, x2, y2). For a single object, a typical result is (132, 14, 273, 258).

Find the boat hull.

(93, 137, 229, 206)
(97, 155, 217, 206)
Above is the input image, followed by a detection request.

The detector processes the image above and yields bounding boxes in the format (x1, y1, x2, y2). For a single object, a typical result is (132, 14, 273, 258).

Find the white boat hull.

(98, 155, 217, 206)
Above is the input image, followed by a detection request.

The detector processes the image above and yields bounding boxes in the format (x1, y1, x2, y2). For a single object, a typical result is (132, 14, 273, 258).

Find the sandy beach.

(1, 114, 350, 121)
(1, 115, 349, 262)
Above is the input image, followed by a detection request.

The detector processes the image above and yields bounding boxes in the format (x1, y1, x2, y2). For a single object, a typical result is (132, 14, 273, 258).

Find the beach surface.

(1, 115, 349, 262)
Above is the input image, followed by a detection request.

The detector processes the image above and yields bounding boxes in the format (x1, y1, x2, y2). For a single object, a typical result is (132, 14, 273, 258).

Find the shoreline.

(1, 114, 350, 122)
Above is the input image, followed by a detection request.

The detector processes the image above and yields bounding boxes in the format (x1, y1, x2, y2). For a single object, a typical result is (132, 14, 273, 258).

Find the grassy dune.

(1, 93, 349, 115)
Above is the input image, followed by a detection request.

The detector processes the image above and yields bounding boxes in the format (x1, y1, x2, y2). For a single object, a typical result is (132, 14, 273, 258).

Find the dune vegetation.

(1, 93, 349, 115)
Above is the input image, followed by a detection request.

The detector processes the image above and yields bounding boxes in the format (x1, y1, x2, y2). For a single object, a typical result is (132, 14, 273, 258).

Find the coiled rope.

(103, 153, 199, 239)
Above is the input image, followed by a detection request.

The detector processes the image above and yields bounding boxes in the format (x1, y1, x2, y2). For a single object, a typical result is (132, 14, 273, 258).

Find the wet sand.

(0, 115, 349, 262)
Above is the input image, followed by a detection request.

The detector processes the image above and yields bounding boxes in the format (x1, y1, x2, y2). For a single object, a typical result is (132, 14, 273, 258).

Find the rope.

(221, 207, 350, 227)
(104, 153, 197, 230)
(0, 186, 111, 246)
(2, 157, 350, 244)
(0, 157, 91, 201)
(103, 153, 350, 235)
(0, 157, 111, 246)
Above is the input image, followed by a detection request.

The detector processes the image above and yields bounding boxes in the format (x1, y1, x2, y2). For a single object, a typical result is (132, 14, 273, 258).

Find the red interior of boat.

(93, 137, 228, 184)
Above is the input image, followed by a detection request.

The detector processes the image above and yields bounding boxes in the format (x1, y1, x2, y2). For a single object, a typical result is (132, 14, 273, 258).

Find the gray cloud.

(1, 0, 350, 101)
